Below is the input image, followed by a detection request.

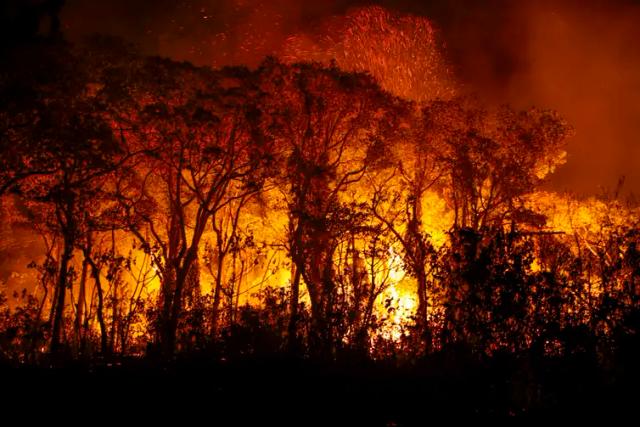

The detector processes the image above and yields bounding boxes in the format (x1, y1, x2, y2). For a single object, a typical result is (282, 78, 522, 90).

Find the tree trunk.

(50, 234, 74, 354)
(164, 246, 200, 356)
(416, 268, 428, 324)
(210, 252, 225, 338)
(162, 267, 183, 357)
(287, 267, 301, 354)
(87, 258, 108, 356)
(75, 258, 88, 353)
(82, 233, 107, 356)
(109, 280, 118, 354)
(411, 190, 428, 325)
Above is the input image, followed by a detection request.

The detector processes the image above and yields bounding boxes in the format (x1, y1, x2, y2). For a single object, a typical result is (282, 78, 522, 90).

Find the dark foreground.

(4, 346, 640, 425)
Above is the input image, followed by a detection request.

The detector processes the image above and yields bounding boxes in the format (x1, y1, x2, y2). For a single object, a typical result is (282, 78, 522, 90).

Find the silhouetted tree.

(115, 59, 273, 355)
(257, 59, 404, 357)
(424, 100, 569, 232)
(13, 60, 127, 354)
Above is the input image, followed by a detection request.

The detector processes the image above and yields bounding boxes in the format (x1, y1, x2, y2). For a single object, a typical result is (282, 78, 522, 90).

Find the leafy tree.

(6, 48, 130, 354)
(257, 59, 404, 356)
(424, 100, 569, 232)
(115, 59, 273, 355)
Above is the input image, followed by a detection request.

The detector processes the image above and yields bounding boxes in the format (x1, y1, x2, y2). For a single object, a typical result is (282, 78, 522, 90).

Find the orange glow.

(281, 6, 456, 102)
(2, 3, 638, 363)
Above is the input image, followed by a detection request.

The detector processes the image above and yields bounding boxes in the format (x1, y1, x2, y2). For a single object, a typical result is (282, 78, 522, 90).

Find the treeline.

(1, 37, 639, 367)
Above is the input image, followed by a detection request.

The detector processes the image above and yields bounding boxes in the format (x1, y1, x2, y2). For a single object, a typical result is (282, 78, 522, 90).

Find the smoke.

(60, 0, 364, 66)
(505, 1, 640, 197)
(59, 0, 640, 196)
(408, 0, 640, 196)
(374, 0, 640, 196)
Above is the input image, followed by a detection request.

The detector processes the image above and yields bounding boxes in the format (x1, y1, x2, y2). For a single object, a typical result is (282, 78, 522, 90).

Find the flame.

(379, 283, 417, 342)
(370, 246, 415, 342)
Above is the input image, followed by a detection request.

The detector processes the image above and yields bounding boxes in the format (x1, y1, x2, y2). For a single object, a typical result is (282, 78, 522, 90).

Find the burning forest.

(2, 0, 640, 421)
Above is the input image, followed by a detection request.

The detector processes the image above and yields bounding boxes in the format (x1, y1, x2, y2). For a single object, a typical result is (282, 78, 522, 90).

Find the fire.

(529, 191, 638, 236)
(281, 6, 456, 102)
(387, 246, 406, 283)
(421, 191, 454, 248)
(357, 245, 415, 343)
(2, 4, 639, 363)
(379, 283, 417, 342)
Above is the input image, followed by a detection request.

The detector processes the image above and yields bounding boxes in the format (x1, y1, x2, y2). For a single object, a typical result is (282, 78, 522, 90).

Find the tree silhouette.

(113, 59, 273, 355)
(257, 59, 404, 356)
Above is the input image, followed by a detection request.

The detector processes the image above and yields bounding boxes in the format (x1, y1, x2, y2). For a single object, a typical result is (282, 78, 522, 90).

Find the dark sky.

(57, 0, 640, 196)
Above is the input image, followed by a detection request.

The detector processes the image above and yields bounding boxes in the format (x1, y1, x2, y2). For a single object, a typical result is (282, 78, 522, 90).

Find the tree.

(115, 59, 273, 355)
(419, 99, 571, 351)
(257, 59, 404, 357)
(367, 106, 442, 331)
(12, 54, 128, 354)
(424, 100, 569, 232)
